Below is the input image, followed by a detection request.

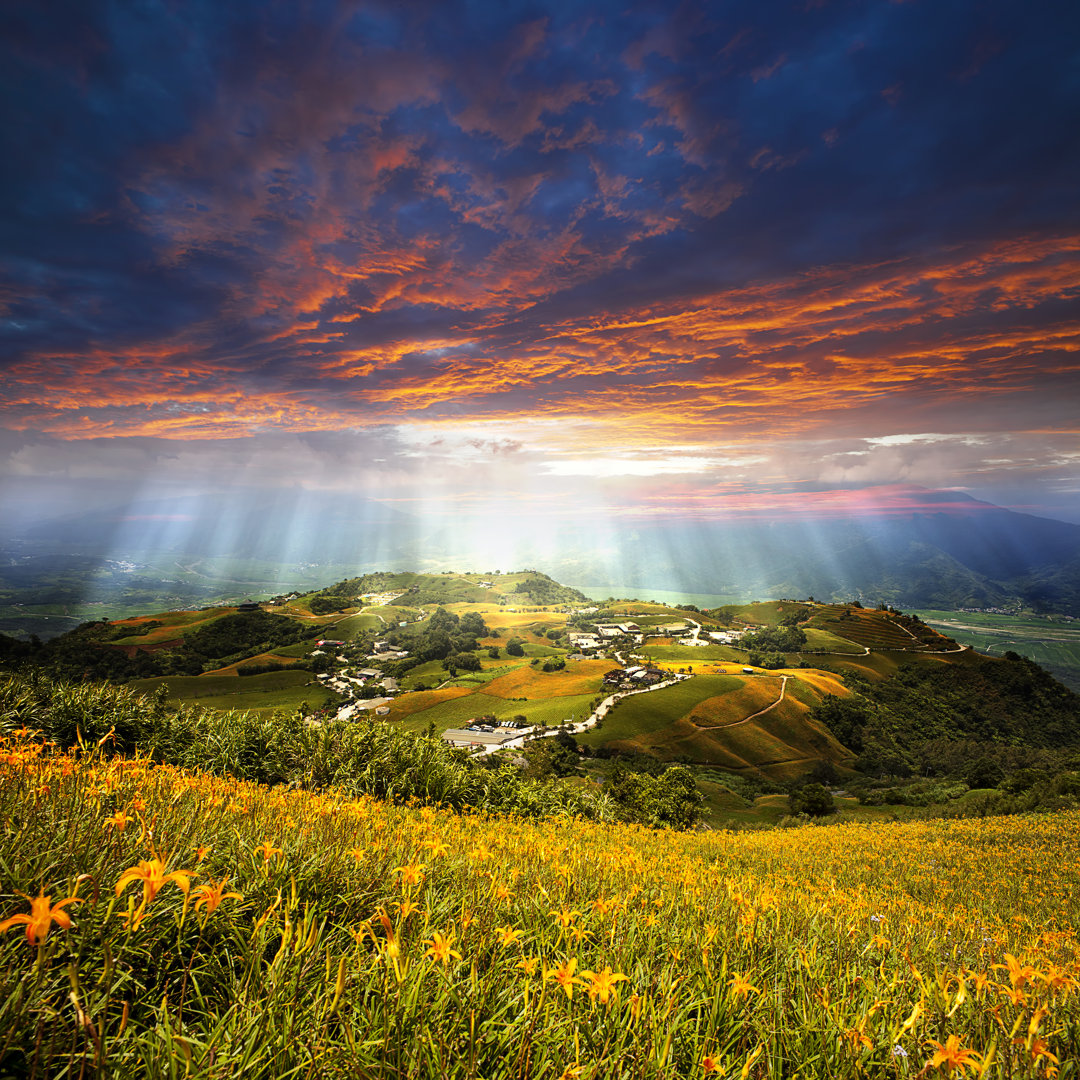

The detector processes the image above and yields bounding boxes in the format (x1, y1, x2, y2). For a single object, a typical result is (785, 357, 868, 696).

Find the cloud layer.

(2, 0, 1078, 524)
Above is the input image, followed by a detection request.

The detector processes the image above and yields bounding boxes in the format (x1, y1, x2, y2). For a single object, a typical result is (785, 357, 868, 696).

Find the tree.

(505, 638, 525, 657)
(788, 783, 836, 817)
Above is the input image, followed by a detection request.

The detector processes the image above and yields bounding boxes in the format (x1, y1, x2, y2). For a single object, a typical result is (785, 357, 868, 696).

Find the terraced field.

(807, 606, 935, 649)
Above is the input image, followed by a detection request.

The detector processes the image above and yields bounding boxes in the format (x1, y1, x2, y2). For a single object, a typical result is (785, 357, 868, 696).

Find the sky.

(2, 0, 1080, 558)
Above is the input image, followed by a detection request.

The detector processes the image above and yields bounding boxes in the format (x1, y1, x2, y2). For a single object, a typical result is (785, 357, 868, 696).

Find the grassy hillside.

(579, 670, 855, 779)
(2, 725, 1078, 1077)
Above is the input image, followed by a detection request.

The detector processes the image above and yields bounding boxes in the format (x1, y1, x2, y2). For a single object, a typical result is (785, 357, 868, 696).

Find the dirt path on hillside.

(693, 675, 788, 730)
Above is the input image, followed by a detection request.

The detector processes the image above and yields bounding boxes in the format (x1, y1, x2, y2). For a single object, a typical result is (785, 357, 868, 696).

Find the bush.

(788, 783, 836, 817)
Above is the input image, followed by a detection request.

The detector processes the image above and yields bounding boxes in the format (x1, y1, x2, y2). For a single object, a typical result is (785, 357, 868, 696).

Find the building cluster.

(603, 665, 666, 688)
(441, 716, 534, 748)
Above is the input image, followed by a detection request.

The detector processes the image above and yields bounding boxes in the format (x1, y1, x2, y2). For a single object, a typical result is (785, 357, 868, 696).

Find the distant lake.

(561, 584, 748, 608)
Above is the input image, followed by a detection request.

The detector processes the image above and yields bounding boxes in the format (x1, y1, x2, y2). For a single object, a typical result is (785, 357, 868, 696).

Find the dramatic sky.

(2, 0, 1080, 550)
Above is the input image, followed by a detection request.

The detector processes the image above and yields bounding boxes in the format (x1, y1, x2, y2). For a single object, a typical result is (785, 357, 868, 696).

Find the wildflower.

(516, 956, 539, 977)
(998, 953, 1036, 990)
(728, 972, 759, 999)
(396, 898, 420, 919)
(495, 925, 524, 947)
(424, 930, 462, 967)
(845, 1027, 873, 1052)
(104, 810, 130, 832)
(194, 845, 212, 863)
(893, 1045, 909, 1060)
(580, 966, 628, 1005)
(925, 1035, 982, 1075)
(0, 891, 81, 946)
(702, 1053, 723, 1074)
(193, 878, 242, 915)
(349, 846, 366, 863)
(549, 907, 579, 929)
(115, 859, 193, 910)
(394, 863, 426, 887)
(558, 1066, 582, 1080)
(253, 842, 282, 862)
(545, 957, 583, 999)
(422, 837, 449, 858)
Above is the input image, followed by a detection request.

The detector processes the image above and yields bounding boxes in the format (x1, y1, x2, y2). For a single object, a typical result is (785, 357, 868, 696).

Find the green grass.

(801, 627, 866, 653)
(395, 689, 597, 735)
(131, 669, 333, 715)
(714, 600, 812, 627)
(580, 675, 746, 745)
(639, 642, 741, 663)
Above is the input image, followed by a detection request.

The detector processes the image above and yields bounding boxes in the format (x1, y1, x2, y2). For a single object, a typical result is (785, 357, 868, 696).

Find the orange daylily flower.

(545, 957, 584, 999)
(192, 878, 242, 915)
(114, 859, 193, 910)
(104, 810, 130, 832)
(728, 972, 759, 999)
(702, 1053, 723, 1074)
(0, 891, 81, 946)
(253, 842, 283, 862)
(424, 930, 462, 966)
(925, 1035, 982, 1075)
(580, 965, 629, 1004)
(394, 863, 426, 887)
(495, 925, 524, 947)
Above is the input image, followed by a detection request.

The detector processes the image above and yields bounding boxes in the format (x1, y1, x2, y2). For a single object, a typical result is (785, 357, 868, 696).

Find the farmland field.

(4, 729, 1078, 1078)
(914, 609, 1080, 689)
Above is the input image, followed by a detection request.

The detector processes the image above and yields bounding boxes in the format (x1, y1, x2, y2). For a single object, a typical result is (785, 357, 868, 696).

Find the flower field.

(2, 728, 1078, 1078)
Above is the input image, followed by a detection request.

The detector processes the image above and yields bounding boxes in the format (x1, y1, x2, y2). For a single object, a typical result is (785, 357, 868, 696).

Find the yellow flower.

(549, 907, 579, 929)
(396, 898, 420, 919)
(580, 966, 628, 1005)
(394, 863, 426, 887)
(424, 930, 462, 967)
(545, 957, 583, 999)
(558, 1066, 582, 1080)
(516, 956, 539, 977)
(253, 841, 282, 862)
(192, 878, 241, 915)
(925, 1035, 982, 1075)
(728, 972, 758, 999)
(115, 859, 193, 909)
(0, 891, 81, 946)
(998, 953, 1036, 989)
(702, 1053, 722, 1074)
(104, 810, 130, 832)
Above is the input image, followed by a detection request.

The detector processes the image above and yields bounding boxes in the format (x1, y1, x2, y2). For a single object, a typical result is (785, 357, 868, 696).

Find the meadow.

(2, 727, 1077, 1078)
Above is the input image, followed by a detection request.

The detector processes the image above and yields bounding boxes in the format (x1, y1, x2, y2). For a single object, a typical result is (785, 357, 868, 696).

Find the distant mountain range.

(7, 488, 1080, 615)
(531, 493, 1080, 614)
